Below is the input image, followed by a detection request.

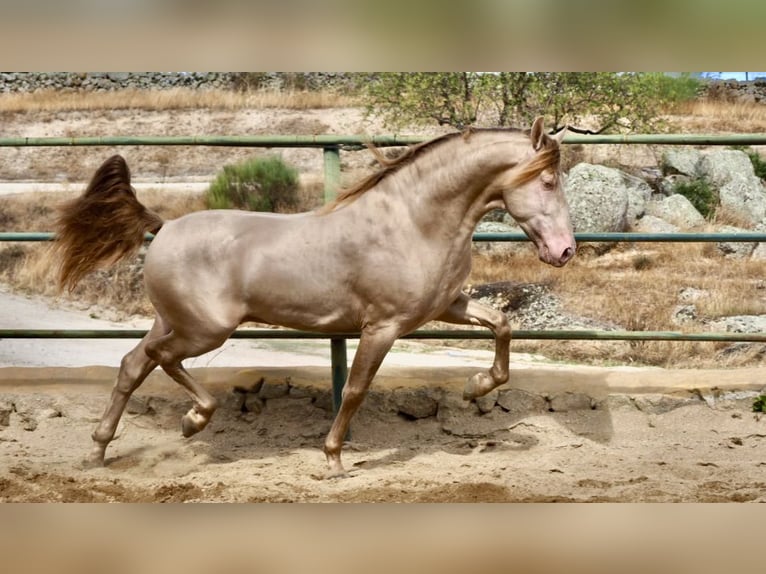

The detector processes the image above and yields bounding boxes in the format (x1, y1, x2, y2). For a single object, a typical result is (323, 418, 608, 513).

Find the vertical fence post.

(323, 146, 348, 413)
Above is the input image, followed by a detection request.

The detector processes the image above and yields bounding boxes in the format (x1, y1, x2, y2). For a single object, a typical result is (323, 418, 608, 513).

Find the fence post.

(323, 146, 348, 412)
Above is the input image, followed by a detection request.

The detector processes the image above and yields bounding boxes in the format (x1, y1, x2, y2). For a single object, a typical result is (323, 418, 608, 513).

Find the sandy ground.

(2, 290, 766, 502)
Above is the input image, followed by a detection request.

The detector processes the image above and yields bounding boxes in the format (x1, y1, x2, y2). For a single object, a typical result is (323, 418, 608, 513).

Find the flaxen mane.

(322, 127, 559, 213)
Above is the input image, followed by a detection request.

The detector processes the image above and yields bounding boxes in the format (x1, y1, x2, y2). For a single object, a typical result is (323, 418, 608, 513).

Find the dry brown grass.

(667, 99, 766, 134)
(469, 241, 766, 368)
(0, 88, 359, 114)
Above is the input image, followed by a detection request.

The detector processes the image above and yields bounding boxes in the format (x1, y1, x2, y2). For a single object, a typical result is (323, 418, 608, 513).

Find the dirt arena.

(2, 359, 766, 503)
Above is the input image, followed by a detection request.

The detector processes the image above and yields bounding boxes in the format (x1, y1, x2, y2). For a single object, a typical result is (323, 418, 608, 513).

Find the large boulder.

(645, 194, 705, 229)
(621, 172, 653, 223)
(697, 149, 766, 225)
(662, 148, 703, 177)
(564, 164, 630, 232)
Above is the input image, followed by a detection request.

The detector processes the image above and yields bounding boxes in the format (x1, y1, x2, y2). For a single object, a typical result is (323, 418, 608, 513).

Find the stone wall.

(0, 72, 357, 93)
(703, 79, 766, 104)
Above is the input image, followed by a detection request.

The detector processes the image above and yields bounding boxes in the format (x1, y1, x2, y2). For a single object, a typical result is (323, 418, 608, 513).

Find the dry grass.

(469, 241, 766, 368)
(667, 99, 766, 134)
(0, 88, 359, 114)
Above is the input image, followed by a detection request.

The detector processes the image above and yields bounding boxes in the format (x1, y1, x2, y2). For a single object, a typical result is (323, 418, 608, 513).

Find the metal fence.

(2, 133, 766, 407)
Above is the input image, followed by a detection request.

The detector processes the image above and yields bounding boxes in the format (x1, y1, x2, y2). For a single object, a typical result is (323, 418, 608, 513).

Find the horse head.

(500, 117, 575, 267)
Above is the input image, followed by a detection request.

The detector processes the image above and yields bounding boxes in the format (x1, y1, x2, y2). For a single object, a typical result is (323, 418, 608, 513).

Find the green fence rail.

(3, 132, 766, 407)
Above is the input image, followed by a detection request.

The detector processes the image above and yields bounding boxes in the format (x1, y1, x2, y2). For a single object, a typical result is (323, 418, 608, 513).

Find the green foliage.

(672, 177, 718, 219)
(753, 395, 766, 413)
(361, 72, 699, 134)
(746, 150, 766, 180)
(206, 155, 299, 212)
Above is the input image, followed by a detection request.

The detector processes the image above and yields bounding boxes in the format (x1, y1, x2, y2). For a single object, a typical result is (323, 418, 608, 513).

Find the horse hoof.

(463, 372, 494, 401)
(82, 448, 106, 469)
(181, 409, 210, 438)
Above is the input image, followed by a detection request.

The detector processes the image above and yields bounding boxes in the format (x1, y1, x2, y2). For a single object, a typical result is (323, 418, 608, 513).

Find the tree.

(362, 72, 698, 134)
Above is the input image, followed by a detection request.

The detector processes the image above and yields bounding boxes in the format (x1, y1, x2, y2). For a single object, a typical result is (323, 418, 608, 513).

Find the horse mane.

(321, 126, 555, 213)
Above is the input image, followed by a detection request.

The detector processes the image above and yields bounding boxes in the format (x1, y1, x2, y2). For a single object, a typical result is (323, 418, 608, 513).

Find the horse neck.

(377, 132, 525, 230)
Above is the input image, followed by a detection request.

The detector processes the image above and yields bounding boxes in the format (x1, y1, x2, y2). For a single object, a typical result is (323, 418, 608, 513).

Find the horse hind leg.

(435, 294, 511, 401)
(86, 316, 168, 467)
(145, 328, 231, 438)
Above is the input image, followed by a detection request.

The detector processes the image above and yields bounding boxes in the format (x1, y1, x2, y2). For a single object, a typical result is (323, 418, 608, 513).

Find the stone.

(475, 390, 498, 414)
(715, 225, 756, 258)
(633, 214, 680, 234)
(697, 149, 766, 225)
(633, 394, 699, 414)
(645, 194, 705, 229)
(548, 392, 594, 412)
(496, 388, 547, 414)
(393, 388, 439, 419)
(0, 399, 13, 426)
(564, 163, 630, 232)
(622, 172, 653, 223)
(662, 148, 703, 177)
(671, 304, 697, 325)
(259, 381, 289, 399)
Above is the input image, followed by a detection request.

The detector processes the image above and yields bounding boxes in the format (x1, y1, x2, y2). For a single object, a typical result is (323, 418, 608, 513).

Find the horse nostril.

(561, 246, 574, 262)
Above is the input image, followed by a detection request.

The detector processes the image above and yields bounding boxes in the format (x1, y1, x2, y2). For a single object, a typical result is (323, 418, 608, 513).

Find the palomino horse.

(54, 117, 575, 477)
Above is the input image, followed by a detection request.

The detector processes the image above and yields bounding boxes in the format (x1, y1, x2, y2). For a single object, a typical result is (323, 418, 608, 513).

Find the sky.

(701, 72, 766, 80)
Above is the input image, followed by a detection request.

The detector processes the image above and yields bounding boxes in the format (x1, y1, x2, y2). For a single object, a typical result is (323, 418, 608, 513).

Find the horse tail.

(54, 154, 164, 293)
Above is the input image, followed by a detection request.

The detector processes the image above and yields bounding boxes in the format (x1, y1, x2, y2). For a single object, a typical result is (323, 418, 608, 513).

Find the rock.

(259, 381, 289, 399)
(632, 215, 680, 234)
(393, 388, 439, 419)
(719, 176, 766, 225)
(645, 194, 705, 229)
(548, 392, 594, 412)
(0, 399, 13, 426)
(243, 395, 264, 414)
(698, 150, 766, 224)
(751, 242, 766, 260)
(622, 172, 653, 223)
(698, 149, 755, 187)
(600, 394, 636, 411)
(678, 287, 709, 303)
(496, 388, 547, 414)
(708, 315, 766, 334)
(565, 163, 630, 232)
(633, 394, 699, 414)
(475, 390, 498, 414)
(715, 225, 756, 258)
(672, 304, 697, 325)
(658, 174, 691, 196)
(662, 149, 703, 177)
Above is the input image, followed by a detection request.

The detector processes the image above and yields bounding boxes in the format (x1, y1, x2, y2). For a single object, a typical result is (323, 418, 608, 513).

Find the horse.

(53, 117, 575, 477)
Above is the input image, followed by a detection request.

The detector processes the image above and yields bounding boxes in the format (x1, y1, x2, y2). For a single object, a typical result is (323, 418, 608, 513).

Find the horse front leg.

(435, 293, 511, 401)
(323, 324, 398, 478)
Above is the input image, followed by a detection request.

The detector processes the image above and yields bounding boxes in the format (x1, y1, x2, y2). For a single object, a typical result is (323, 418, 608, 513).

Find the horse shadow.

(108, 369, 632, 474)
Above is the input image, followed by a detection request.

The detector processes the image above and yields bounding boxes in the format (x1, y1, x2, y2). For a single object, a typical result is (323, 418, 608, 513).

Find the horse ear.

(553, 125, 568, 145)
(530, 116, 545, 151)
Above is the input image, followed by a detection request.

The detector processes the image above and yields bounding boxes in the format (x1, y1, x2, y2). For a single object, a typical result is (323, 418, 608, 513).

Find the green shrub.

(206, 155, 299, 212)
(747, 150, 766, 180)
(672, 177, 718, 219)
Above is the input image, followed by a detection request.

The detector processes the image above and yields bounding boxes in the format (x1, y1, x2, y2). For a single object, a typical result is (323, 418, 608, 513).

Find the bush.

(747, 150, 766, 180)
(206, 156, 299, 212)
(672, 177, 718, 219)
